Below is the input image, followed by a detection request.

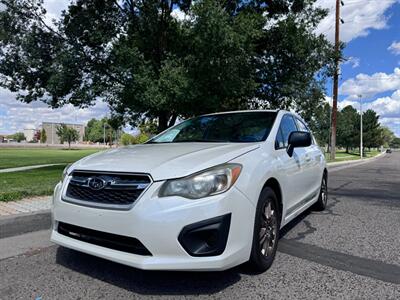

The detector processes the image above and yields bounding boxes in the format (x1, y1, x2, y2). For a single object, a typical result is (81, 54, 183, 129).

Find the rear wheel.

(313, 173, 328, 211)
(248, 187, 280, 272)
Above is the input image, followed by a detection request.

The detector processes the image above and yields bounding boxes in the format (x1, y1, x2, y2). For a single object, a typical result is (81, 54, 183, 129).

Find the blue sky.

(0, 0, 399, 136)
(319, 0, 400, 136)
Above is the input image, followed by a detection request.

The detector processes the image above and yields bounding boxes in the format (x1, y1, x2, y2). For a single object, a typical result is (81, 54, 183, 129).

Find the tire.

(247, 187, 280, 272)
(313, 173, 328, 211)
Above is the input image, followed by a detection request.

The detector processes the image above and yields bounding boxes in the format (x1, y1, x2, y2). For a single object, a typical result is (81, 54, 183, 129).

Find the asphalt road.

(1, 153, 399, 299)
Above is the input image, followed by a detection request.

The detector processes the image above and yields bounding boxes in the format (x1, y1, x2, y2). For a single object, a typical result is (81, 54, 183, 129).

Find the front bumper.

(51, 180, 255, 271)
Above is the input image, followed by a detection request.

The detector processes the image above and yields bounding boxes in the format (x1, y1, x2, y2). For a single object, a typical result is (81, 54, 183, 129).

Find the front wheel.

(247, 187, 280, 272)
(313, 173, 328, 211)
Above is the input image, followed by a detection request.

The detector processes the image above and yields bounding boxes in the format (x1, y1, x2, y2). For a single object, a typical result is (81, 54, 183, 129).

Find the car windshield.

(148, 111, 277, 143)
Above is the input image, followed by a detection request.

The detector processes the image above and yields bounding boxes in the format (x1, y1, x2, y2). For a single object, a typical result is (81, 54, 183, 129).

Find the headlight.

(159, 164, 242, 199)
(61, 164, 72, 183)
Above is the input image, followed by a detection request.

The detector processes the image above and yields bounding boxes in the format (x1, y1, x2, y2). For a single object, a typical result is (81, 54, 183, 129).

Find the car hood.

(70, 143, 260, 181)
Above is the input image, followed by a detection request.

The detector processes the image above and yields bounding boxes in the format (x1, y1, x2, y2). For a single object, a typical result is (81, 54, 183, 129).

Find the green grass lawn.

(0, 148, 101, 169)
(326, 150, 381, 162)
(0, 165, 65, 202)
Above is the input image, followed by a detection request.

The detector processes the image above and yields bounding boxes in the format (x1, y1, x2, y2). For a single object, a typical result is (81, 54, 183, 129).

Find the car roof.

(201, 109, 282, 117)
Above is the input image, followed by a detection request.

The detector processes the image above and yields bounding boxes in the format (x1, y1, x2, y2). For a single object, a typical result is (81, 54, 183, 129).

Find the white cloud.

(368, 90, 400, 118)
(315, 0, 399, 43)
(388, 41, 400, 55)
(339, 67, 400, 98)
(343, 56, 360, 68)
(324, 95, 333, 105)
(345, 90, 400, 119)
(0, 88, 109, 134)
(338, 68, 400, 136)
(171, 8, 189, 21)
(380, 117, 400, 137)
(43, 0, 70, 25)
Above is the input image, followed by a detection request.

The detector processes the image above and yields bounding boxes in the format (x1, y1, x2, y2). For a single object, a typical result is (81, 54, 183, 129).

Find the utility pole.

(330, 0, 343, 160)
(103, 123, 106, 146)
(359, 94, 363, 159)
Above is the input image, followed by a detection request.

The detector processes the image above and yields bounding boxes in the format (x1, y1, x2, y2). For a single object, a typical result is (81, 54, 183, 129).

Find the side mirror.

(287, 131, 312, 157)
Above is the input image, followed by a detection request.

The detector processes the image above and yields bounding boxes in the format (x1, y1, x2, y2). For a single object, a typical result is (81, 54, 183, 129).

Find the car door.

(294, 117, 323, 198)
(274, 114, 309, 217)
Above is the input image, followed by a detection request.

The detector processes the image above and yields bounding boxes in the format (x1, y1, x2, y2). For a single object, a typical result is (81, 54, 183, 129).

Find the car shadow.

(56, 246, 242, 295)
(55, 208, 314, 295)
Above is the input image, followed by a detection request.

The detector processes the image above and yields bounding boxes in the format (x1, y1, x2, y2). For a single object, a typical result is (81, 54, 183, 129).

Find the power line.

(344, 0, 398, 4)
(341, 77, 400, 81)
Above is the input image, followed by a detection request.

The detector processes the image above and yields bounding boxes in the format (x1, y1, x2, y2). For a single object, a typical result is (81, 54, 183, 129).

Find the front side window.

(295, 117, 316, 145)
(148, 112, 277, 143)
(295, 118, 309, 132)
(275, 114, 298, 149)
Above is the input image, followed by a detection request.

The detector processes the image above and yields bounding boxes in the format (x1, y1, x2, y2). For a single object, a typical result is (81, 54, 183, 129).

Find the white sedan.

(51, 110, 327, 272)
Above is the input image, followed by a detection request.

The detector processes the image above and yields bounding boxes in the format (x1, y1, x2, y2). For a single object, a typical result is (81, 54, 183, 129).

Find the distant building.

(23, 129, 37, 142)
(42, 122, 85, 144)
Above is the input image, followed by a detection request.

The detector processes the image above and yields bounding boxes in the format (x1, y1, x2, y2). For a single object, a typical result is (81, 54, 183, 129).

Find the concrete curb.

(0, 210, 51, 239)
(327, 151, 386, 171)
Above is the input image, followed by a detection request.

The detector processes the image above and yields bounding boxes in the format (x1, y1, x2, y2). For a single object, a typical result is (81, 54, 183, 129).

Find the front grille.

(58, 222, 152, 256)
(63, 171, 151, 209)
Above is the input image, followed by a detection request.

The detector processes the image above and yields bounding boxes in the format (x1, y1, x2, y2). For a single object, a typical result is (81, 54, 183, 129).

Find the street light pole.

(359, 94, 363, 159)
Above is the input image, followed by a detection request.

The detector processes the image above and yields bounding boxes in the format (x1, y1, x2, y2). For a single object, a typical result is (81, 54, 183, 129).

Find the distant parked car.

(51, 110, 327, 272)
(386, 149, 392, 153)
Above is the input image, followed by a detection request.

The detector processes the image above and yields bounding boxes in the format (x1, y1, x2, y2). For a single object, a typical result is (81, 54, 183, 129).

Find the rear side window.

(275, 114, 298, 149)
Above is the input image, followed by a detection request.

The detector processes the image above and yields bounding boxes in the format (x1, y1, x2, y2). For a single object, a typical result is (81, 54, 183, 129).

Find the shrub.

(120, 133, 135, 145)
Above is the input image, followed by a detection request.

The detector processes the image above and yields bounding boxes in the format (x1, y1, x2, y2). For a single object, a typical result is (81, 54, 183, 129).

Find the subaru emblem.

(88, 177, 106, 190)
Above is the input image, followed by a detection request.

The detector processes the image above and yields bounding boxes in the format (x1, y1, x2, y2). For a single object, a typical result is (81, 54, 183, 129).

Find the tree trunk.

(68, 141, 71, 149)
(168, 114, 177, 127)
(158, 112, 169, 132)
(346, 145, 349, 153)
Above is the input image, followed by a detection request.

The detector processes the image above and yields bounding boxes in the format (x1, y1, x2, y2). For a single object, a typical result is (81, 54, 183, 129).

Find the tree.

(56, 124, 79, 149)
(120, 133, 135, 146)
(337, 105, 358, 153)
(138, 120, 158, 136)
(33, 130, 41, 142)
(85, 117, 118, 144)
(307, 102, 331, 148)
(362, 109, 382, 149)
(120, 132, 148, 145)
(0, 0, 334, 132)
(133, 133, 149, 144)
(390, 137, 400, 149)
(380, 126, 395, 148)
(40, 128, 47, 144)
(85, 118, 105, 143)
(9, 132, 25, 142)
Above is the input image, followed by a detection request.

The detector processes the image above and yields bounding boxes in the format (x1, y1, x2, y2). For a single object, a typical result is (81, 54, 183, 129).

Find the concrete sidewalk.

(0, 163, 64, 173)
(0, 196, 51, 216)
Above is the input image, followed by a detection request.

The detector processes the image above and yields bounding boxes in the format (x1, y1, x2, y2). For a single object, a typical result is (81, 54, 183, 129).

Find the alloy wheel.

(321, 177, 328, 206)
(259, 201, 278, 257)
